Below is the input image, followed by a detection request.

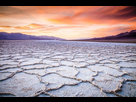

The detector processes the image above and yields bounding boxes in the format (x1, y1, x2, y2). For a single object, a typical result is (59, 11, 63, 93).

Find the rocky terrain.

(0, 40, 136, 97)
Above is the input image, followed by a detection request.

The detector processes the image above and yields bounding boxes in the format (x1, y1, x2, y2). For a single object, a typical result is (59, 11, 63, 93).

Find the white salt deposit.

(0, 40, 136, 97)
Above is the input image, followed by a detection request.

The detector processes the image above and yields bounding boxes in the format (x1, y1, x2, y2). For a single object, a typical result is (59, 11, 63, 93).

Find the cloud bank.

(0, 6, 136, 39)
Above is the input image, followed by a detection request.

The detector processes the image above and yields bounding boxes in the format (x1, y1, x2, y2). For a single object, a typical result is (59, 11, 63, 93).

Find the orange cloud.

(47, 6, 136, 26)
(0, 6, 136, 39)
(27, 23, 44, 29)
(0, 30, 4, 32)
(47, 17, 75, 24)
(88, 25, 136, 38)
(0, 26, 12, 28)
(14, 23, 46, 30)
(14, 26, 31, 30)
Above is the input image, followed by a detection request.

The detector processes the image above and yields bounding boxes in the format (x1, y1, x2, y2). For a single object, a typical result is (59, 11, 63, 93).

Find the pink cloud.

(0, 6, 136, 39)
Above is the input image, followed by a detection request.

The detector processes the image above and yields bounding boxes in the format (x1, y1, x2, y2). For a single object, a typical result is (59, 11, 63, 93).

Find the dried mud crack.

(0, 40, 136, 97)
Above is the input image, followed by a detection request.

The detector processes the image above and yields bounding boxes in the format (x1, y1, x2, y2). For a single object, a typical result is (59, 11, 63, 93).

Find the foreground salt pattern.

(0, 40, 136, 97)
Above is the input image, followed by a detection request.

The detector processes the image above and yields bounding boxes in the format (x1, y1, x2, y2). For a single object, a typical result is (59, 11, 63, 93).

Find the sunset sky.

(0, 6, 136, 39)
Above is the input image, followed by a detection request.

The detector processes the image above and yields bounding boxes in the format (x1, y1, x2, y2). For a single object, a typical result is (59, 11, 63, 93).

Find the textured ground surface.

(0, 40, 136, 97)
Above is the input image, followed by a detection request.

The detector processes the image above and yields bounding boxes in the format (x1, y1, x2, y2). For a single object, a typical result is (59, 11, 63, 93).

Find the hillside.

(91, 29, 136, 40)
(68, 29, 136, 43)
(0, 32, 65, 40)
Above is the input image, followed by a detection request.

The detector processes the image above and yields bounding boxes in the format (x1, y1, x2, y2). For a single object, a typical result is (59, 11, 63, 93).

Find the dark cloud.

(0, 6, 23, 15)
(0, 6, 33, 19)
(74, 6, 136, 24)
(116, 6, 136, 14)
(106, 6, 136, 20)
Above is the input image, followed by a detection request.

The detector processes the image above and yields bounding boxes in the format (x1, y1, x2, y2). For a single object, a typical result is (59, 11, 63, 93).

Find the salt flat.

(0, 40, 136, 97)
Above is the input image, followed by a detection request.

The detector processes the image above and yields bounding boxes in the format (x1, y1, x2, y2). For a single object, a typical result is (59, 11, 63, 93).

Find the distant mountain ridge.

(0, 32, 65, 40)
(79, 29, 136, 41)
(1, 29, 136, 41)
(91, 29, 136, 40)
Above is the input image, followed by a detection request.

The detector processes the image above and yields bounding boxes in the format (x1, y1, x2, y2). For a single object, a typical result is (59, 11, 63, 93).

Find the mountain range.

(75, 29, 136, 41)
(92, 29, 136, 40)
(0, 29, 136, 41)
(0, 32, 65, 40)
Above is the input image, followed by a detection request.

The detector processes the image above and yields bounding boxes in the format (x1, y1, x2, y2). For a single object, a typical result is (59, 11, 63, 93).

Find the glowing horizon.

(0, 6, 136, 39)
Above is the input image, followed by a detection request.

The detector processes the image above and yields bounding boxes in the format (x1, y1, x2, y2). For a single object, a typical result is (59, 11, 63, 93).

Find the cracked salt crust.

(0, 40, 136, 97)
(21, 64, 47, 70)
(122, 74, 136, 81)
(0, 68, 22, 73)
(48, 82, 105, 97)
(24, 69, 46, 76)
(0, 73, 45, 97)
(87, 65, 124, 77)
(0, 60, 18, 65)
(60, 61, 75, 67)
(0, 65, 17, 70)
(120, 68, 136, 76)
(92, 72, 124, 92)
(20, 58, 42, 66)
(73, 62, 88, 68)
(42, 59, 58, 64)
(46, 66, 78, 78)
(0, 72, 14, 81)
(117, 62, 136, 68)
(100, 60, 115, 64)
(117, 82, 136, 97)
(86, 59, 99, 64)
(76, 68, 97, 81)
(41, 73, 80, 85)
(51, 56, 66, 59)
(103, 64, 120, 70)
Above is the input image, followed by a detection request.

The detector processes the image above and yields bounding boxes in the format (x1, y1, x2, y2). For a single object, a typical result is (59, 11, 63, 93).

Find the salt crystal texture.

(0, 40, 136, 97)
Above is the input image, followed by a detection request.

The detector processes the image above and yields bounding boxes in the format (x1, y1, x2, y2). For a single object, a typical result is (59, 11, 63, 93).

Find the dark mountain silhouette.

(0, 32, 65, 40)
(72, 29, 136, 41)
(91, 29, 136, 40)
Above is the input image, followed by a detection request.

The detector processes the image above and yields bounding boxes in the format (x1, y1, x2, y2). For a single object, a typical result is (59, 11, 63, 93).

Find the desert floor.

(0, 40, 136, 97)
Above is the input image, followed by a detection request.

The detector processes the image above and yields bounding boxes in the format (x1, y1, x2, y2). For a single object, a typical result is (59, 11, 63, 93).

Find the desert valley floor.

(0, 40, 136, 97)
